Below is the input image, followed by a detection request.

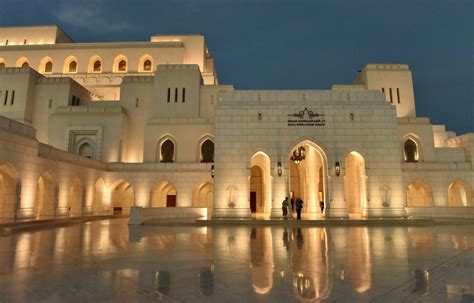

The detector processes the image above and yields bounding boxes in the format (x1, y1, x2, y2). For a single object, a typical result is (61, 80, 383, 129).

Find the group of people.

(281, 197, 304, 220)
(282, 197, 325, 220)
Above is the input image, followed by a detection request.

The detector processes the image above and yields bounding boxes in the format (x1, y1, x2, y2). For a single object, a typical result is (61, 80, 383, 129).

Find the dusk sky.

(1, 0, 472, 134)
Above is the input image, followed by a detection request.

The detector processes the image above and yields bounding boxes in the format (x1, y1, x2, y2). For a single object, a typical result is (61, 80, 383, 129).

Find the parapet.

(363, 64, 410, 71)
(156, 64, 201, 72)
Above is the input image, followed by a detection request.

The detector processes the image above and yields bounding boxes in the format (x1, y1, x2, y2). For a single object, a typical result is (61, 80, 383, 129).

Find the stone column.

(326, 174, 348, 218)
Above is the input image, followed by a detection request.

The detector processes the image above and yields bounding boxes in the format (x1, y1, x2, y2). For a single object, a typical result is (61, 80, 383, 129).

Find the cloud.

(51, 0, 136, 33)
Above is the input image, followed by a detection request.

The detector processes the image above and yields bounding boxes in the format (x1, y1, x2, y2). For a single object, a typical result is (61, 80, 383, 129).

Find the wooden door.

(166, 195, 176, 207)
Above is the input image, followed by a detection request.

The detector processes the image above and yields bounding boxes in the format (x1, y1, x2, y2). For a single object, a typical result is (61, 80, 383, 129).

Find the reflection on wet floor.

(0, 219, 473, 302)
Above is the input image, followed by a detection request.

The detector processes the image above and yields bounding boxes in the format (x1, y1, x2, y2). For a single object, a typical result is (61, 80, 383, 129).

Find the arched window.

(143, 59, 152, 71)
(201, 139, 214, 162)
(93, 60, 101, 72)
(0, 62, 5, 68)
(68, 61, 77, 73)
(78, 143, 92, 158)
(118, 60, 127, 72)
(160, 140, 174, 162)
(404, 139, 418, 162)
(21, 62, 29, 68)
(45, 61, 53, 73)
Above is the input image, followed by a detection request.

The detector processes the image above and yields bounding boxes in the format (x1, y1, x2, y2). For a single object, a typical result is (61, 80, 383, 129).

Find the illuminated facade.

(0, 25, 472, 220)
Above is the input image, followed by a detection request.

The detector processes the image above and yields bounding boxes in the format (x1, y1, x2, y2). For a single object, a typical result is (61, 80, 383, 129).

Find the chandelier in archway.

(291, 146, 306, 164)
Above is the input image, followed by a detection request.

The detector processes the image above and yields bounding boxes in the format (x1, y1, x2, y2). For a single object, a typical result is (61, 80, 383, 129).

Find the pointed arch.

(68, 176, 84, 216)
(448, 179, 472, 206)
(198, 135, 215, 163)
(344, 151, 368, 215)
(93, 178, 106, 214)
(39, 56, 53, 73)
(110, 179, 134, 214)
(156, 135, 177, 163)
(0, 58, 5, 68)
(138, 54, 153, 72)
(113, 55, 128, 73)
(63, 55, 78, 73)
(0, 162, 19, 219)
(34, 170, 57, 218)
(151, 180, 177, 207)
(288, 140, 328, 214)
(16, 57, 29, 68)
(402, 134, 423, 162)
(407, 180, 433, 207)
(192, 181, 213, 217)
(250, 151, 272, 214)
(88, 55, 103, 73)
(75, 138, 96, 159)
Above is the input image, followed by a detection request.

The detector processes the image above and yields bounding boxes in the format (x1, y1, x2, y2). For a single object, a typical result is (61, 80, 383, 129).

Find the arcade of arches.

(110, 180, 134, 215)
(34, 171, 56, 218)
(151, 180, 177, 207)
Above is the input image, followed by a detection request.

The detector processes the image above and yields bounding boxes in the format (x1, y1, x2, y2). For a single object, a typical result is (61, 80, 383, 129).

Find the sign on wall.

(287, 107, 326, 126)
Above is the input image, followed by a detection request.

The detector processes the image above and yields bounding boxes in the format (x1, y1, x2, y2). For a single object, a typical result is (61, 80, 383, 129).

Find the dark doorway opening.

(166, 195, 176, 207)
(250, 191, 257, 213)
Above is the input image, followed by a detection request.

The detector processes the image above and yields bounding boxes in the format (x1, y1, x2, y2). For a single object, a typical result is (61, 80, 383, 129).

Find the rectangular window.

(182, 88, 186, 103)
(5, 39, 8, 45)
(397, 88, 401, 103)
(48, 99, 53, 109)
(4, 90, 8, 106)
(381, 88, 385, 100)
(174, 88, 178, 103)
(135, 98, 139, 108)
(71, 96, 76, 106)
(77, 98, 80, 106)
(389, 88, 393, 103)
(10, 90, 15, 105)
(167, 88, 170, 103)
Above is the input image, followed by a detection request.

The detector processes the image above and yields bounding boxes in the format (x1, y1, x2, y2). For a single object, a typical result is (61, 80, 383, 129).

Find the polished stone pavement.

(0, 218, 473, 302)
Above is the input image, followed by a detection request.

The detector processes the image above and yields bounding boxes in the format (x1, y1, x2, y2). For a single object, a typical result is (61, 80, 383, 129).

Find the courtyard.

(0, 218, 473, 302)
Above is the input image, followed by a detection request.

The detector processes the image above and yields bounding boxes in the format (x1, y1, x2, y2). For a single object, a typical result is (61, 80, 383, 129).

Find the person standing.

(282, 197, 289, 219)
(296, 197, 304, 220)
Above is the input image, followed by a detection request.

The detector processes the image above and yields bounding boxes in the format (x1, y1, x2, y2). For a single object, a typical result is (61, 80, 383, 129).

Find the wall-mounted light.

(277, 161, 282, 177)
(335, 161, 341, 177)
(211, 165, 215, 178)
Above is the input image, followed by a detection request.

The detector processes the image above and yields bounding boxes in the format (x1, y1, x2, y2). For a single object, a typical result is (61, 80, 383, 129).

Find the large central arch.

(288, 140, 328, 215)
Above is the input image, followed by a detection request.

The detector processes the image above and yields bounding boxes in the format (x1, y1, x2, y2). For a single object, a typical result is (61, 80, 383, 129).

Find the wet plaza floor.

(0, 219, 473, 302)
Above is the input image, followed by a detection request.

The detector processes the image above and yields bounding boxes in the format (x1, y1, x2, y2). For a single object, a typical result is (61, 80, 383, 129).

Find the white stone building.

(0, 25, 472, 220)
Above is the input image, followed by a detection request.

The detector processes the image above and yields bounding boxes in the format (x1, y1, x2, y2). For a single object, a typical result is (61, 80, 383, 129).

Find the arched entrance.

(151, 180, 177, 207)
(407, 180, 433, 207)
(344, 152, 367, 216)
(110, 180, 134, 214)
(34, 171, 56, 218)
(68, 177, 83, 216)
(289, 141, 327, 215)
(93, 178, 105, 214)
(448, 179, 472, 206)
(192, 181, 213, 218)
(0, 163, 18, 219)
(250, 152, 271, 216)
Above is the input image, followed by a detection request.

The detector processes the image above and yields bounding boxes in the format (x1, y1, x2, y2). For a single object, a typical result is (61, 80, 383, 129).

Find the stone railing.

(129, 206, 207, 225)
(406, 207, 474, 219)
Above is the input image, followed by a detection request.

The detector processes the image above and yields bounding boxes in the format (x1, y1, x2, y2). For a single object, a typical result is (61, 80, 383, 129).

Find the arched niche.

(39, 56, 53, 73)
(151, 180, 177, 207)
(156, 136, 176, 163)
(110, 179, 134, 215)
(63, 56, 78, 73)
(113, 55, 128, 73)
(192, 181, 213, 217)
(0, 163, 19, 219)
(93, 178, 105, 214)
(68, 176, 84, 216)
(138, 54, 153, 72)
(402, 134, 422, 162)
(250, 152, 272, 214)
(16, 57, 29, 68)
(34, 170, 56, 218)
(88, 55, 103, 73)
(448, 179, 472, 206)
(344, 151, 368, 215)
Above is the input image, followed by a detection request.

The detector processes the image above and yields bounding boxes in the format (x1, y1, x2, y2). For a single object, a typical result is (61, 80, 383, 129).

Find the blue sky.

(1, 0, 472, 134)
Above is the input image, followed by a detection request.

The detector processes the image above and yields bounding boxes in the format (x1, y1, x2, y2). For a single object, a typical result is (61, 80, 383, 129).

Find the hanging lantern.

(290, 146, 306, 164)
